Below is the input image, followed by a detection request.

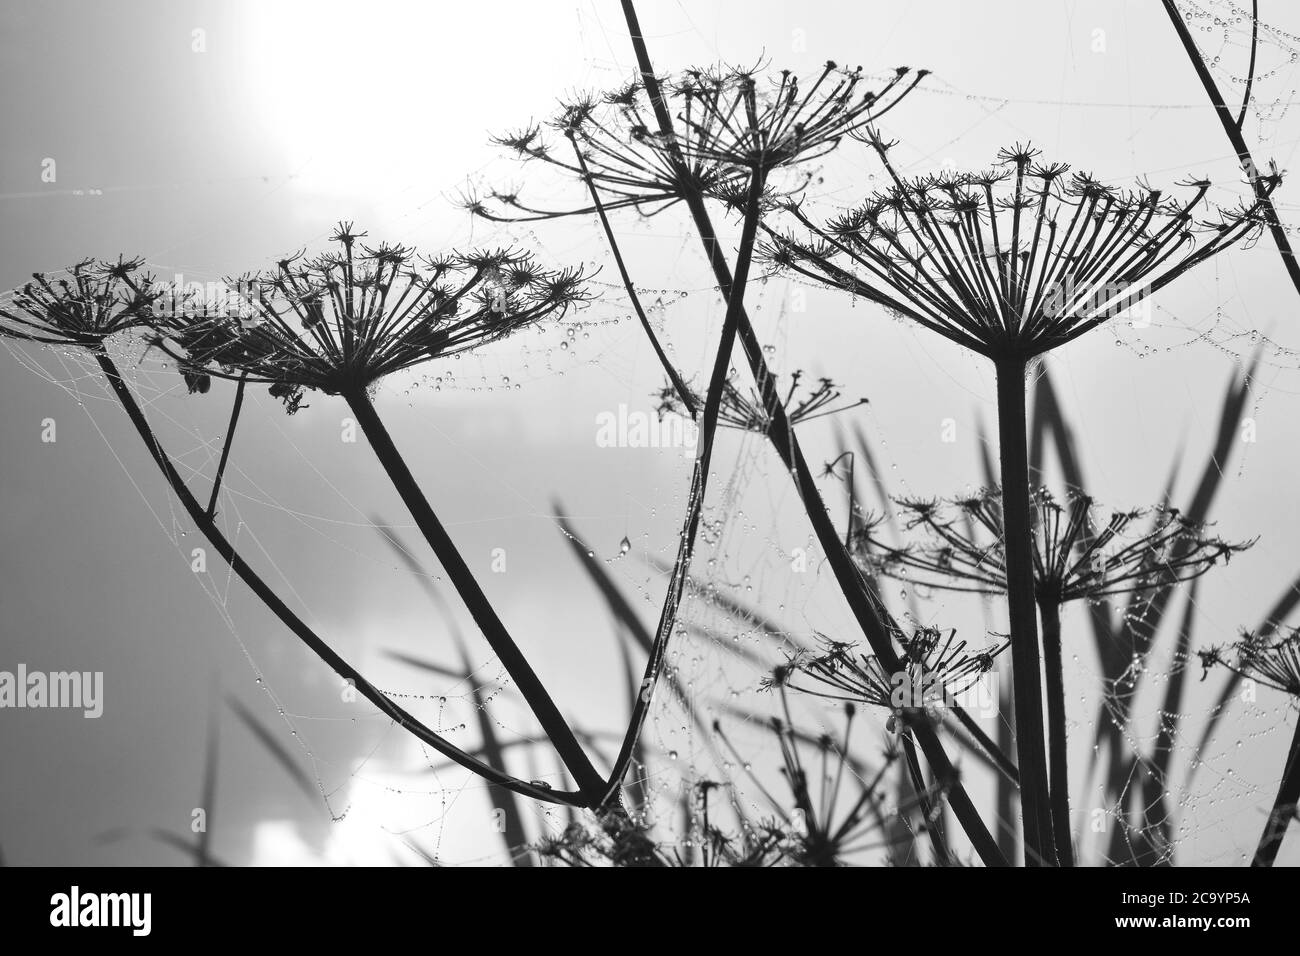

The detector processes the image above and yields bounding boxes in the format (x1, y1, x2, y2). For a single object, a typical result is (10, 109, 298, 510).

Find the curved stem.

(1162, 0, 1300, 301)
(342, 387, 606, 801)
(1252, 717, 1300, 867)
(995, 356, 1056, 866)
(693, 194, 1007, 865)
(93, 351, 577, 806)
(569, 136, 697, 417)
(621, 0, 1007, 865)
(1039, 597, 1075, 866)
(599, 169, 766, 806)
(1237, 0, 1259, 131)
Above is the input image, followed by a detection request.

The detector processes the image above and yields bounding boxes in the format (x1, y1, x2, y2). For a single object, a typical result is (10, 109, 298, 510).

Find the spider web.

(8, 0, 1300, 866)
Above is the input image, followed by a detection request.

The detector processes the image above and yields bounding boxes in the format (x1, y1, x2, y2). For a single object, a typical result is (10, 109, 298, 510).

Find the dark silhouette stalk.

(696, 192, 1011, 867)
(949, 706, 1020, 787)
(1038, 597, 1075, 866)
(207, 373, 247, 519)
(620, 0, 1007, 866)
(341, 387, 606, 801)
(600, 169, 766, 808)
(1163, 0, 1300, 301)
(1252, 719, 1300, 866)
(901, 732, 951, 865)
(568, 137, 697, 417)
(996, 356, 1056, 866)
(92, 350, 578, 807)
(1237, 0, 1259, 130)
(996, 666, 1020, 864)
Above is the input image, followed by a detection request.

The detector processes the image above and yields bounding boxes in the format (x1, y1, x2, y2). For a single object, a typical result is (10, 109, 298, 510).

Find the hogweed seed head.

(476, 63, 924, 222)
(766, 144, 1277, 359)
(0, 256, 161, 347)
(1200, 628, 1300, 698)
(853, 486, 1252, 606)
(147, 224, 590, 408)
(768, 625, 1008, 724)
(716, 690, 924, 866)
(655, 368, 866, 432)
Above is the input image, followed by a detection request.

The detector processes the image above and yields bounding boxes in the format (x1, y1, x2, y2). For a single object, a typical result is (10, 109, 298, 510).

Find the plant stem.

(996, 663, 1020, 864)
(1252, 717, 1300, 866)
(600, 169, 767, 807)
(568, 136, 697, 417)
(995, 356, 1056, 866)
(342, 387, 607, 801)
(207, 373, 247, 518)
(689, 195, 1009, 864)
(946, 708, 1021, 788)
(1162, 0, 1300, 302)
(620, 0, 1007, 866)
(902, 731, 952, 865)
(1039, 597, 1075, 866)
(92, 351, 577, 806)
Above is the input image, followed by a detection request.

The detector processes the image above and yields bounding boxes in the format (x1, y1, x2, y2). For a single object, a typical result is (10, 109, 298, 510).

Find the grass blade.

(226, 695, 318, 805)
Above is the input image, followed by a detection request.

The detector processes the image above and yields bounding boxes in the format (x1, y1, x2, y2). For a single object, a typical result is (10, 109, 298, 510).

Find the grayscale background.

(1, 0, 1296, 865)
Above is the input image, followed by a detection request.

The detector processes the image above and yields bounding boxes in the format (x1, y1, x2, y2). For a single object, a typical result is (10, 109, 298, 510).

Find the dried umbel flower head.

(712, 703, 903, 865)
(768, 141, 1277, 359)
(855, 486, 1252, 606)
(535, 781, 788, 868)
(149, 223, 589, 408)
(655, 368, 866, 432)
(0, 256, 160, 347)
(718, 688, 957, 865)
(768, 626, 1008, 727)
(1200, 628, 1300, 698)
(476, 62, 924, 221)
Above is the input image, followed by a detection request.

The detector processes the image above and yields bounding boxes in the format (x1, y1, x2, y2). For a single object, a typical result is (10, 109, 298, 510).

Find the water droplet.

(619, 535, 631, 554)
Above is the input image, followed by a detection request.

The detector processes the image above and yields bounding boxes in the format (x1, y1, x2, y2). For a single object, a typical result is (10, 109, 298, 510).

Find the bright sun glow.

(244, 1, 590, 208)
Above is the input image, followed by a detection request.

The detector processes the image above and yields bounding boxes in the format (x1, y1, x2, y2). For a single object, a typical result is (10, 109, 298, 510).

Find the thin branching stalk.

(206, 372, 247, 519)
(947, 707, 1020, 788)
(342, 386, 606, 800)
(1162, 0, 1300, 300)
(900, 731, 951, 865)
(568, 135, 697, 416)
(600, 168, 767, 808)
(1237, 0, 1260, 131)
(135, 229, 617, 806)
(619, 0, 1006, 865)
(92, 350, 576, 806)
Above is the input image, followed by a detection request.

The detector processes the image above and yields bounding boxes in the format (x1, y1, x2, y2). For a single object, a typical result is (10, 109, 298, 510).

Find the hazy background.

(2, 0, 1299, 865)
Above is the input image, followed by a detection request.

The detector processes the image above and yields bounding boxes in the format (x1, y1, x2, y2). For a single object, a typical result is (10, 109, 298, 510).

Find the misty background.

(2, 0, 1298, 865)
